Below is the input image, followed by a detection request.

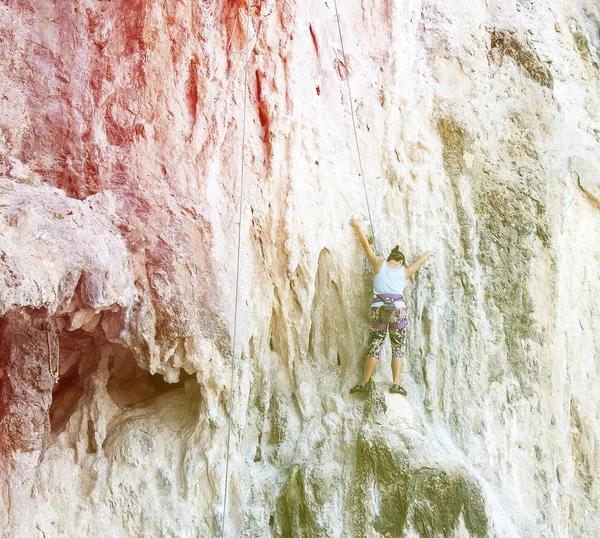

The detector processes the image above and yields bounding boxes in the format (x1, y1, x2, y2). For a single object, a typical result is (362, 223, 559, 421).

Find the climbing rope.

(219, 3, 375, 533)
(220, 3, 252, 537)
(333, 0, 378, 254)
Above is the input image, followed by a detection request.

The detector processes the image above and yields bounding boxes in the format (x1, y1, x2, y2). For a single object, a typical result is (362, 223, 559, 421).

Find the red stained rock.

(0, 312, 55, 455)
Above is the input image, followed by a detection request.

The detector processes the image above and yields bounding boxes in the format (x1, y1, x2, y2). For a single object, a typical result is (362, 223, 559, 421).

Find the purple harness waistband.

(371, 294, 404, 304)
(371, 294, 406, 330)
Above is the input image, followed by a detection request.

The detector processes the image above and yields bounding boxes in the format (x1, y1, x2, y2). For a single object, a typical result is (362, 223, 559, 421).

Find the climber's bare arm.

(405, 251, 435, 278)
(350, 219, 382, 273)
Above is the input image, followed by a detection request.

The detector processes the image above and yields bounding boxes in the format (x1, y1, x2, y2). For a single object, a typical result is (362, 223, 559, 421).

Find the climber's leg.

(363, 326, 386, 382)
(391, 355, 404, 385)
(350, 327, 385, 393)
(390, 320, 407, 386)
(360, 355, 379, 385)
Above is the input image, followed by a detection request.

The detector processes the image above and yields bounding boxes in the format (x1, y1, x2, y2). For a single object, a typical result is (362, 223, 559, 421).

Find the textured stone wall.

(1, 0, 599, 537)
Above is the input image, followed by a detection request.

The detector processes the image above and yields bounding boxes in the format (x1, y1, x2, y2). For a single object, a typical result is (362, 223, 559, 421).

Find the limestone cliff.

(0, 0, 599, 537)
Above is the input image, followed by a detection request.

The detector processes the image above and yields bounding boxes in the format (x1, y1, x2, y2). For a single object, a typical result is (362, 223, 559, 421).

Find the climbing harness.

(371, 294, 407, 330)
(333, 0, 378, 254)
(220, 3, 252, 537)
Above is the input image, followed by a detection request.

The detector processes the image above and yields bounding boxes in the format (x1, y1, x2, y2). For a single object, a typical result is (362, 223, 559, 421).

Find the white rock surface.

(0, 0, 599, 537)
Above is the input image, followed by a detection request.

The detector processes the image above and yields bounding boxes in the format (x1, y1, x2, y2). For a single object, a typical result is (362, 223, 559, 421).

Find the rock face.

(1, 0, 599, 537)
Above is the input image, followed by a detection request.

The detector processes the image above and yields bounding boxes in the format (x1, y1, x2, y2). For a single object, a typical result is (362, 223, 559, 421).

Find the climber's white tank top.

(372, 262, 406, 308)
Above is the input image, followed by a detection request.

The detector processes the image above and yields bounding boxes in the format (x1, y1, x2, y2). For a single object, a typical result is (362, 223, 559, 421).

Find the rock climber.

(349, 218, 434, 396)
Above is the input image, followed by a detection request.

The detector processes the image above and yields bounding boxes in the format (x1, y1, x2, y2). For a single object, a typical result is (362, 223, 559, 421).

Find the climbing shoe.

(350, 380, 372, 394)
(390, 384, 407, 396)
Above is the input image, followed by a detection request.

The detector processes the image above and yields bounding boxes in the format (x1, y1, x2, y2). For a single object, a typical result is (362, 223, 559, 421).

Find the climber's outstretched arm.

(350, 219, 382, 273)
(405, 251, 435, 278)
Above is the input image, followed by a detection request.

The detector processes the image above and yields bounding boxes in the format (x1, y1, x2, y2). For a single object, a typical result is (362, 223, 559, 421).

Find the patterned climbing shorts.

(367, 306, 407, 359)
